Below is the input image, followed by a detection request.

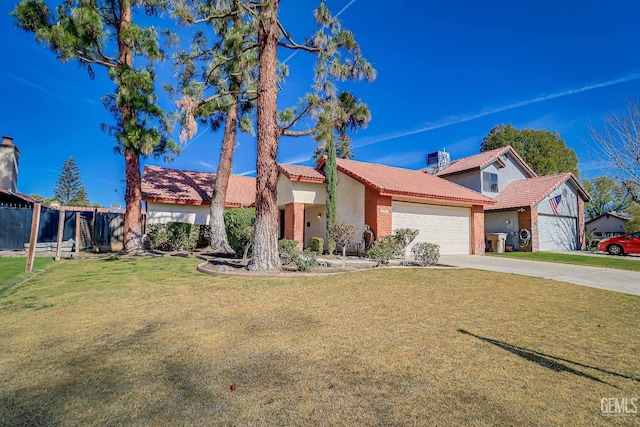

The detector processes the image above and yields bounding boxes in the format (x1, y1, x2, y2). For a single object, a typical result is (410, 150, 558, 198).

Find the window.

(483, 172, 498, 193)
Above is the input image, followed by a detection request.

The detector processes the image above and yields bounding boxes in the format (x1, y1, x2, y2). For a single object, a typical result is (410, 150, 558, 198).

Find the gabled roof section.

(436, 146, 537, 178)
(487, 173, 590, 211)
(0, 188, 38, 206)
(335, 158, 494, 206)
(277, 164, 325, 183)
(141, 165, 255, 207)
(585, 211, 631, 224)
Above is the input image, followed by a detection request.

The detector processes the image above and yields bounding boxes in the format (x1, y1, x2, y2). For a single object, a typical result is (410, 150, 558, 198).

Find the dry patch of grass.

(0, 257, 638, 426)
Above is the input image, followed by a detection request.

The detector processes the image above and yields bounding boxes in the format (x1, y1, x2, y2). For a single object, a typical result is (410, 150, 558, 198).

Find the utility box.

(486, 233, 507, 253)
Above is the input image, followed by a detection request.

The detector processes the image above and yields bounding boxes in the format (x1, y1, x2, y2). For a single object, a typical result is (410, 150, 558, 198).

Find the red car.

(597, 231, 640, 255)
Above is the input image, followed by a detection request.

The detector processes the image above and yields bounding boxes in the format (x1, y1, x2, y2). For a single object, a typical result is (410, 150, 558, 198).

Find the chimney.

(425, 149, 450, 174)
(0, 135, 20, 193)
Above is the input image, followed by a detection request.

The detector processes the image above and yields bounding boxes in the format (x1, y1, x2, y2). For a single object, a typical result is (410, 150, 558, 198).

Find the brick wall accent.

(471, 205, 485, 254)
(518, 207, 539, 252)
(364, 187, 392, 238)
(284, 202, 305, 249)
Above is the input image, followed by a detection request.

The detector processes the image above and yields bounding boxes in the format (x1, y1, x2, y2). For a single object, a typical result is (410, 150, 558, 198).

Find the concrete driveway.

(440, 255, 640, 296)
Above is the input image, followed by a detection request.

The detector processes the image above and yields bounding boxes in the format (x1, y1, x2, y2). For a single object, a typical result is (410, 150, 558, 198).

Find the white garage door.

(392, 202, 471, 255)
(538, 214, 577, 251)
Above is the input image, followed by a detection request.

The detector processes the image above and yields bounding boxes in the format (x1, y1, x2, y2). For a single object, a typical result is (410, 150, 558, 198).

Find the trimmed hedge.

(306, 237, 324, 254)
(147, 222, 210, 251)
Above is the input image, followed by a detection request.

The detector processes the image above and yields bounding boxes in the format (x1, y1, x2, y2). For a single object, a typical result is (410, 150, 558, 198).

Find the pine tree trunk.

(118, 2, 142, 253)
(123, 148, 144, 252)
(248, 0, 281, 271)
(208, 100, 238, 255)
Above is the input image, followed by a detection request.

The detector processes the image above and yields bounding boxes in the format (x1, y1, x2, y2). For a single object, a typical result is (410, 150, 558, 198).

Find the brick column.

(518, 207, 539, 252)
(577, 197, 585, 250)
(365, 187, 392, 238)
(471, 205, 485, 254)
(284, 202, 305, 249)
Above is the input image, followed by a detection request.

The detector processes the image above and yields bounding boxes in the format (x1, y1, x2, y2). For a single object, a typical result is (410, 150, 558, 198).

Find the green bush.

(411, 242, 440, 266)
(278, 239, 299, 265)
(147, 222, 203, 251)
(367, 235, 399, 266)
(306, 237, 324, 254)
(293, 248, 317, 272)
(224, 208, 256, 254)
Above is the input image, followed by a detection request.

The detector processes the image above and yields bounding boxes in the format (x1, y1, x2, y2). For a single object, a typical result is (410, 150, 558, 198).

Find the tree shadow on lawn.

(0, 322, 228, 426)
(458, 329, 640, 388)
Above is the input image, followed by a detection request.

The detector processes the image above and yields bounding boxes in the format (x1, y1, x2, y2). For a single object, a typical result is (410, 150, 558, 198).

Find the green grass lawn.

(0, 256, 55, 288)
(0, 256, 638, 426)
(489, 251, 640, 272)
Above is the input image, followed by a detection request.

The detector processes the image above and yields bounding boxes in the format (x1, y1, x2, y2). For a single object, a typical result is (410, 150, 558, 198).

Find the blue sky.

(1, 1, 639, 208)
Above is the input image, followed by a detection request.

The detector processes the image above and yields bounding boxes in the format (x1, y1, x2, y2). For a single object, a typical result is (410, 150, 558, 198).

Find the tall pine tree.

(13, 0, 179, 252)
(247, 1, 375, 271)
(170, 0, 258, 255)
(53, 157, 90, 207)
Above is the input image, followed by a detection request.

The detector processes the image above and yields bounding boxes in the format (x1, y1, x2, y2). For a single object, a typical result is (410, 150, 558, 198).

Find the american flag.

(549, 194, 562, 215)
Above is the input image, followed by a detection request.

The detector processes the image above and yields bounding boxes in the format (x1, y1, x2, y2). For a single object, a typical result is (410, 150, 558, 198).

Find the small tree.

(53, 157, 90, 207)
(329, 222, 358, 268)
(394, 228, 419, 265)
(590, 101, 640, 204)
(366, 235, 399, 267)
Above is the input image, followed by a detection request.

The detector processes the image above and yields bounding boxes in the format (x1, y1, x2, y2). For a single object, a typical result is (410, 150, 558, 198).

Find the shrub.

(224, 208, 256, 254)
(293, 248, 317, 272)
(306, 237, 324, 254)
(411, 242, 440, 266)
(394, 228, 419, 265)
(367, 235, 400, 266)
(147, 222, 202, 251)
(278, 239, 299, 265)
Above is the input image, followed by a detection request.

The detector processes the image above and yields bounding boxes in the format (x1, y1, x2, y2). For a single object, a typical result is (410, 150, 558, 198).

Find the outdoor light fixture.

(317, 213, 322, 219)
(505, 220, 511, 225)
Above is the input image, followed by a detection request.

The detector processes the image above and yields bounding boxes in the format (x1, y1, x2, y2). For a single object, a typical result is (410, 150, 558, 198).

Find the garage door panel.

(392, 202, 471, 255)
(538, 214, 577, 251)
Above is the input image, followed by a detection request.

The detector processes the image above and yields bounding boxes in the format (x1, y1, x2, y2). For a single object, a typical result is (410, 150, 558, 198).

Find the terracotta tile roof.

(487, 173, 588, 211)
(585, 211, 631, 224)
(335, 158, 494, 206)
(277, 164, 326, 183)
(141, 165, 255, 207)
(436, 146, 537, 178)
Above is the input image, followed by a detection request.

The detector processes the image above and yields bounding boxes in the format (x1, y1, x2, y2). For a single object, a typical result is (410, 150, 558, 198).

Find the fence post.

(25, 203, 41, 273)
(55, 209, 66, 261)
(75, 212, 81, 255)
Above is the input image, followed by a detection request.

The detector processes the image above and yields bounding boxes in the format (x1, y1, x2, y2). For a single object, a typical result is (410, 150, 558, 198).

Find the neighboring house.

(141, 165, 256, 225)
(586, 212, 630, 238)
(277, 158, 494, 255)
(436, 146, 590, 251)
(0, 188, 38, 207)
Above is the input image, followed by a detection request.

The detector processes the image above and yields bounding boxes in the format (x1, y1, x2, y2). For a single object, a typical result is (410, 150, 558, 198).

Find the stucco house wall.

(336, 170, 366, 239)
(147, 202, 210, 225)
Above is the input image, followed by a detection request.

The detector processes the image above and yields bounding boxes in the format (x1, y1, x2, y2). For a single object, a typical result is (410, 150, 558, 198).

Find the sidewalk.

(439, 254, 640, 296)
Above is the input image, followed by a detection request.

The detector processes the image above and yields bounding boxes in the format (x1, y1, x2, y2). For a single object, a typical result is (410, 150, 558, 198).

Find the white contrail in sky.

(282, 0, 359, 65)
(354, 71, 640, 148)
